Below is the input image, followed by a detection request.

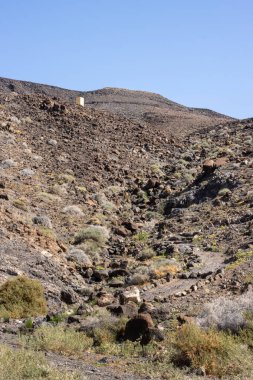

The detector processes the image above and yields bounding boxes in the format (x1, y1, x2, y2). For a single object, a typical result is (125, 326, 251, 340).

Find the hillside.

(0, 77, 233, 136)
(0, 85, 253, 379)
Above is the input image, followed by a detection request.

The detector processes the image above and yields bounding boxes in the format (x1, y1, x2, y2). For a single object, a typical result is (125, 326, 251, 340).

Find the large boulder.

(124, 313, 154, 342)
(120, 287, 141, 304)
(107, 302, 138, 318)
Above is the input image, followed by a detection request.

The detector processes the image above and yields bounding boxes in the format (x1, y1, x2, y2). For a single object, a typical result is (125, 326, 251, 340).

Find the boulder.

(124, 313, 154, 342)
(92, 269, 109, 282)
(107, 302, 138, 318)
(60, 288, 78, 304)
(97, 293, 114, 307)
(120, 287, 141, 304)
(32, 215, 52, 229)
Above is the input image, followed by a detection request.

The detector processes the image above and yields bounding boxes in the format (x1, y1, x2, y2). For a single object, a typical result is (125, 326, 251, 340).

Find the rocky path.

(46, 352, 147, 380)
(143, 250, 225, 302)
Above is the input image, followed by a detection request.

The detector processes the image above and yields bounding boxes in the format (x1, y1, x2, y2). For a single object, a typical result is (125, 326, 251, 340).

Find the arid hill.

(0, 81, 253, 380)
(0, 76, 233, 136)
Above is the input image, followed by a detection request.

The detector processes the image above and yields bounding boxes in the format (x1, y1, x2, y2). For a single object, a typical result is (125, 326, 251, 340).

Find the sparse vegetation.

(73, 225, 109, 246)
(0, 276, 47, 318)
(0, 345, 82, 380)
(150, 163, 164, 176)
(227, 249, 253, 270)
(13, 198, 29, 211)
(197, 293, 253, 333)
(38, 226, 56, 240)
(150, 263, 179, 279)
(58, 173, 75, 184)
(173, 323, 252, 378)
(2, 71, 253, 380)
(23, 325, 93, 357)
(62, 205, 84, 216)
(36, 191, 61, 203)
(238, 311, 253, 350)
(132, 230, 149, 242)
(218, 187, 231, 197)
(93, 317, 127, 350)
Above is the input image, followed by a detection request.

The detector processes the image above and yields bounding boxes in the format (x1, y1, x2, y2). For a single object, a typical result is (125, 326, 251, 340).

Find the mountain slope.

(0, 89, 252, 312)
(0, 76, 233, 136)
(1, 82, 253, 379)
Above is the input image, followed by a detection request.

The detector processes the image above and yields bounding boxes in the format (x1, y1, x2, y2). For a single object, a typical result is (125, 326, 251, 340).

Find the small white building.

(76, 96, 84, 107)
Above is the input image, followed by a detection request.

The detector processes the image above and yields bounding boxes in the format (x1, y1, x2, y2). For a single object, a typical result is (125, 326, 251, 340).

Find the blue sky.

(1, 0, 253, 118)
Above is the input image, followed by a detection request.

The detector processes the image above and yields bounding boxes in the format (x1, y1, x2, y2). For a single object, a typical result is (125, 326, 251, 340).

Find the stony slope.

(0, 87, 253, 379)
(0, 89, 252, 313)
(0, 76, 233, 136)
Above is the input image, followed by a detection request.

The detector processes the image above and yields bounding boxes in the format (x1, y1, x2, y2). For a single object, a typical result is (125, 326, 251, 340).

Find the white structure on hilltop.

(76, 96, 84, 106)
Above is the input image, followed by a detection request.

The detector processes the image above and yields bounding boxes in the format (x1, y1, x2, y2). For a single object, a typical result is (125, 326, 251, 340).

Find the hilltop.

(0, 76, 232, 136)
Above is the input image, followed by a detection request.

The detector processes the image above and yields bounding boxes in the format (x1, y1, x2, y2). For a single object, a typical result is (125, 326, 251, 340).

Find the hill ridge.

(0, 76, 233, 137)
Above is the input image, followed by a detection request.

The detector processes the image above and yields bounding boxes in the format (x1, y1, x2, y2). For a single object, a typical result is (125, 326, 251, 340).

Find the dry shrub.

(73, 225, 109, 246)
(197, 292, 253, 332)
(0, 276, 47, 318)
(173, 323, 252, 378)
(152, 264, 179, 279)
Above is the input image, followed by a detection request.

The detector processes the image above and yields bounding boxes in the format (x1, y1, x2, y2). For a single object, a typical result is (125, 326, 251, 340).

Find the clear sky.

(1, 0, 253, 118)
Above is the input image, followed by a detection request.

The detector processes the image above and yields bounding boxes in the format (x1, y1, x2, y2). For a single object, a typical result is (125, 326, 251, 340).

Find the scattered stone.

(32, 215, 52, 228)
(108, 302, 138, 318)
(47, 139, 57, 146)
(60, 288, 77, 304)
(20, 168, 35, 176)
(0, 159, 17, 169)
(120, 287, 141, 304)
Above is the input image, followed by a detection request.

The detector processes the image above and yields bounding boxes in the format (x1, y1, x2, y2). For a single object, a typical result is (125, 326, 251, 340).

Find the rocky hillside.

(0, 85, 253, 379)
(0, 76, 233, 136)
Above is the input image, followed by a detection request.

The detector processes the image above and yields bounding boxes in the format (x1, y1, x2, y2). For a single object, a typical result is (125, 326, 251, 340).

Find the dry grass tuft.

(23, 325, 93, 357)
(0, 345, 82, 380)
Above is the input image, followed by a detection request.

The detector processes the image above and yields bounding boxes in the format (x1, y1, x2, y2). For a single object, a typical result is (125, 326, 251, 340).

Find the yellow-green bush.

(23, 325, 93, 357)
(173, 323, 252, 378)
(0, 276, 47, 318)
(93, 317, 127, 347)
(238, 312, 253, 350)
(73, 225, 109, 246)
(132, 231, 149, 242)
(0, 345, 81, 380)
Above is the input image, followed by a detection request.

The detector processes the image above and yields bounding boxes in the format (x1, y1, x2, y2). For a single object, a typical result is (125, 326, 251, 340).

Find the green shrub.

(38, 226, 56, 240)
(173, 323, 252, 378)
(0, 345, 82, 380)
(23, 325, 93, 357)
(138, 247, 155, 260)
(238, 312, 253, 350)
(0, 276, 48, 318)
(24, 318, 33, 329)
(48, 312, 69, 325)
(13, 198, 29, 211)
(73, 225, 109, 246)
(132, 231, 149, 242)
(93, 317, 127, 348)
